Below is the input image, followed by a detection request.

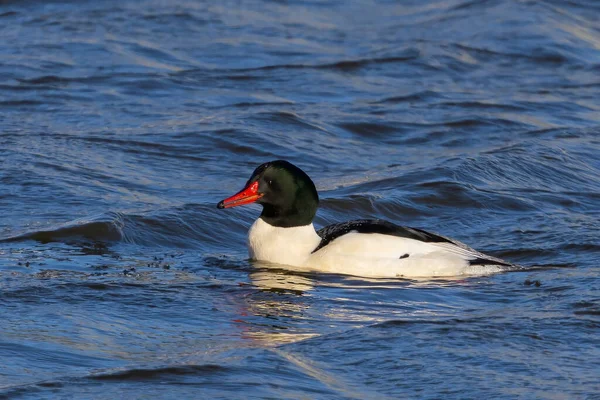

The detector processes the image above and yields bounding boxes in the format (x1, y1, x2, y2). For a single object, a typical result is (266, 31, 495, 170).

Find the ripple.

(89, 364, 229, 381)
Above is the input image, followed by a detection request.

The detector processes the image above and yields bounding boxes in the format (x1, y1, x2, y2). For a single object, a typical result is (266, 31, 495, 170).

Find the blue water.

(1, 0, 599, 398)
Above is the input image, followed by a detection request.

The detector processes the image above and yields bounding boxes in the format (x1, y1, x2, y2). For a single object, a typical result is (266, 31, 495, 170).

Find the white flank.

(247, 219, 510, 278)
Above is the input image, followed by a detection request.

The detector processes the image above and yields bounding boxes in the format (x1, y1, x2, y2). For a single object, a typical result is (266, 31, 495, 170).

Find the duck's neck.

(248, 217, 321, 267)
(260, 202, 317, 228)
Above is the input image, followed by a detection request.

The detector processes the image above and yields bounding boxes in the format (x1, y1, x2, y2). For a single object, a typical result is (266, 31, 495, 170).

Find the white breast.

(248, 218, 321, 267)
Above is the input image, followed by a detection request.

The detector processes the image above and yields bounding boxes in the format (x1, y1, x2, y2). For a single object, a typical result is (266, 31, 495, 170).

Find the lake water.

(1, 0, 599, 398)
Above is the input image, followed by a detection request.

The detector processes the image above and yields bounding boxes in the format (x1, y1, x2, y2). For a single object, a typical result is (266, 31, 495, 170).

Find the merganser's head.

(217, 160, 319, 227)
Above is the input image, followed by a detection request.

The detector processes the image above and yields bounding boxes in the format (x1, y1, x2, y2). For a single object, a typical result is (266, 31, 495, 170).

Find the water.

(1, 0, 599, 398)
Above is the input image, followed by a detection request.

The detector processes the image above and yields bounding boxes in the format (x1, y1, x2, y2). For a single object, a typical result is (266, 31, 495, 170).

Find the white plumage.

(247, 218, 507, 278)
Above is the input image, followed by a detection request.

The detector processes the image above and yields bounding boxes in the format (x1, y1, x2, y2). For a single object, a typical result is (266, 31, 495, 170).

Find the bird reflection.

(232, 261, 472, 346)
(233, 262, 319, 345)
(249, 261, 316, 293)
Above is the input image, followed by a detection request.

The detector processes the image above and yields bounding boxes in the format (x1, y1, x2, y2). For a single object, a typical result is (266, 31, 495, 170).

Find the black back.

(313, 219, 454, 253)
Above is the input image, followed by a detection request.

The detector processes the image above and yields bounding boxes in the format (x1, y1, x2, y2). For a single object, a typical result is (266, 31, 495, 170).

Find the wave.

(0, 363, 230, 398)
(0, 214, 125, 244)
(0, 205, 253, 251)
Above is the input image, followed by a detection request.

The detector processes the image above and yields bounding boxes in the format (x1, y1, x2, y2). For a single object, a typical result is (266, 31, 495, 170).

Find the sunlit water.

(1, 0, 599, 398)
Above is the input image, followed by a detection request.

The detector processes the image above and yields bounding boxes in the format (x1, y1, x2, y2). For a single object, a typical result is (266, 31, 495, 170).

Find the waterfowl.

(217, 160, 516, 278)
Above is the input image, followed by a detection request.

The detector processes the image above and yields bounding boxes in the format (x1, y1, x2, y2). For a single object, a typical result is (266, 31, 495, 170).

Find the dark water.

(1, 0, 599, 398)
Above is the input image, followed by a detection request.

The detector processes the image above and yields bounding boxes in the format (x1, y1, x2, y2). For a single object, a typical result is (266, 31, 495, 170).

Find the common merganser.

(217, 160, 517, 278)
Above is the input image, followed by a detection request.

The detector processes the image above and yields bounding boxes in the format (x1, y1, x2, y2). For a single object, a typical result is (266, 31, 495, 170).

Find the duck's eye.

(268, 179, 273, 186)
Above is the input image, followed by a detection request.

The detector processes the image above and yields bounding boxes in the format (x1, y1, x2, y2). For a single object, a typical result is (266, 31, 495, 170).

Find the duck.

(217, 160, 517, 278)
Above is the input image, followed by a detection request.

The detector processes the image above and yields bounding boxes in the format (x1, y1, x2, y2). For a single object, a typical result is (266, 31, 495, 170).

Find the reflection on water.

(250, 267, 316, 293)
(239, 265, 486, 346)
(238, 267, 317, 346)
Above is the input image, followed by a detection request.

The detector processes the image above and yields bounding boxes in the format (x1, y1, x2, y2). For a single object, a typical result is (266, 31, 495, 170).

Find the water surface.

(1, 0, 599, 398)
